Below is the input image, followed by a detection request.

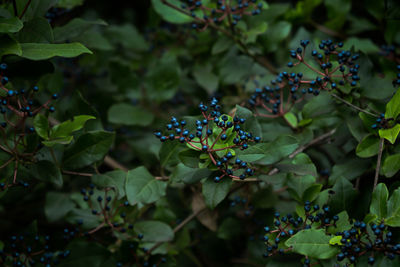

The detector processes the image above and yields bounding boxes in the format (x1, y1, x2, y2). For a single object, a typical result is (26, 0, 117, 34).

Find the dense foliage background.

(0, 0, 400, 266)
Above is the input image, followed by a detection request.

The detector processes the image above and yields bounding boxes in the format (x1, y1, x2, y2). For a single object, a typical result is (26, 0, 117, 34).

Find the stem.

(18, 0, 32, 19)
(147, 207, 206, 254)
(160, 0, 277, 74)
(374, 138, 384, 190)
(331, 93, 379, 117)
(268, 129, 337, 175)
(62, 170, 93, 177)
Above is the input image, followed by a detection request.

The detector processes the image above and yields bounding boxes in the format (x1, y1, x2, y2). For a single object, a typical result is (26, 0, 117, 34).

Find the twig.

(62, 170, 93, 177)
(160, 0, 277, 74)
(147, 207, 206, 254)
(374, 138, 384, 190)
(309, 20, 346, 39)
(331, 93, 379, 117)
(268, 128, 337, 175)
(104, 155, 129, 171)
(18, 0, 31, 19)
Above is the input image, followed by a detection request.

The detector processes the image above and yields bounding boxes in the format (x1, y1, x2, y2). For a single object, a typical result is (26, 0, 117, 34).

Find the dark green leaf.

(45, 192, 75, 222)
(20, 42, 92, 60)
(285, 229, 339, 259)
(202, 178, 232, 209)
(370, 183, 388, 219)
(108, 103, 154, 126)
(134, 220, 174, 242)
(63, 131, 115, 169)
(125, 166, 166, 205)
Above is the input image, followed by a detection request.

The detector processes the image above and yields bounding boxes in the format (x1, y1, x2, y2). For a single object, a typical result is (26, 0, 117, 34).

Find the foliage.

(0, 0, 400, 266)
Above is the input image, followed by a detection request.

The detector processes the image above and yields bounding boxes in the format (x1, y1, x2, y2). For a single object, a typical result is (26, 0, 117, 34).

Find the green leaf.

(245, 21, 268, 43)
(30, 160, 63, 186)
(151, 0, 194, 24)
(386, 188, 400, 227)
(328, 177, 357, 214)
(277, 153, 317, 177)
(202, 178, 232, 209)
(283, 112, 298, 128)
(327, 211, 351, 234)
(105, 24, 148, 51)
(285, 229, 339, 259)
(53, 18, 107, 43)
(287, 175, 316, 202)
(385, 85, 400, 120)
(240, 135, 298, 164)
(50, 115, 95, 139)
(342, 37, 379, 54)
(356, 134, 381, 158)
(370, 183, 389, 219)
(42, 136, 74, 147)
(329, 158, 370, 184)
(382, 153, 400, 178)
(57, 0, 85, 9)
(178, 149, 201, 168)
(108, 103, 154, 126)
(63, 131, 115, 169)
(16, 17, 53, 43)
(192, 64, 219, 94)
(33, 114, 49, 139)
(134, 220, 174, 242)
(379, 124, 400, 144)
(385, 188, 400, 227)
(125, 166, 166, 205)
(170, 163, 211, 184)
(0, 35, 22, 57)
(0, 17, 23, 33)
(329, 235, 343, 245)
(20, 42, 92, 60)
(211, 35, 234, 55)
(92, 170, 127, 199)
(45, 192, 75, 222)
(159, 141, 182, 167)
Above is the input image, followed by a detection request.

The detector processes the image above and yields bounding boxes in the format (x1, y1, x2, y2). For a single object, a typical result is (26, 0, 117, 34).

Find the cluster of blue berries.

(79, 184, 137, 235)
(177, 0, 264, 30)
(45, 7, 69, 23)
(262, 202, 339, 260)
(334, 221, 400, 265)
(230, 195, 254, 217)
(0, 63, 59, 189)
(0, 233, 71, 267)
(371, 113, 392, 130)
(154, 98, 260, 181)
(249, 40, 361, 118)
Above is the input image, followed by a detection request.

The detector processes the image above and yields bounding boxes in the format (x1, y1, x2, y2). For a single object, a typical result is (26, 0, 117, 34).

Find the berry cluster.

(249, 40, 361, 118)
(78, 184, 136, 235)
(0, 233, 71, 267)
(334, 221, 400, 265)
(371, 113, 394, 130)
(154, 98, 261, 182)
(230, 195, 254, 217)
(262, 202, 339, 260)
(174, 0, 264, 30)
(0, 63, 58, 190)
(45, 7, 69, 23)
